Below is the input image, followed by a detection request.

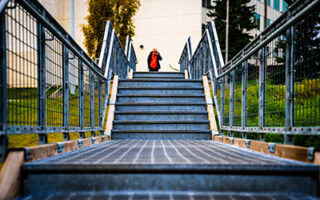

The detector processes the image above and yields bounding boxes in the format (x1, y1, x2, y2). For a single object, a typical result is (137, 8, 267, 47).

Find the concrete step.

(114, 111, 208, 121)
(17, 191, 318, 200)
(115, 102, 207, 111)
(119, 79, 203, 87)
(111, 130, 211, 140)
(113, 120, 210, 130)
(118, 87, 204, 95)
(22, 140, 319, 196)
(117, 94, 205, 103)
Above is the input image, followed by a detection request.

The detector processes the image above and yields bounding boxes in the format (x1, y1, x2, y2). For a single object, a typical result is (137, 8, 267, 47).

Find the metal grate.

(26, 140, 310, 166)
(17, 191, 316, 200)
(6, 2, 38, 126)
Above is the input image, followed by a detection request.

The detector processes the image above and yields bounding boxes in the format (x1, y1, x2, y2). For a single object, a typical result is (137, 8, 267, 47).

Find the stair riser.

(117, 97, 205, 103)
(23, 173, 318, 195)
(116, 105, 207, 112)
(119, 82, 202, 87)
(115, 114, 208, 121)
(112, 133, 211, 140)
(118, 89, 203, 95)
(113, 123, 210, 130)
(133, 74, 184, 78)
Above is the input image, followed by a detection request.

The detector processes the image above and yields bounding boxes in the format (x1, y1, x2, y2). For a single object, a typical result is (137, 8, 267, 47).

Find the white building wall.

(38, 0, 286, 72)
(39, 0, 88, 51)
(132, 0, 202, 72)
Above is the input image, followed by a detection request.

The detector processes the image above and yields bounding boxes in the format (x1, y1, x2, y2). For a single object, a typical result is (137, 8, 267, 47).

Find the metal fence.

(179, 0, 320, 143)
(0, 0, 135, 161)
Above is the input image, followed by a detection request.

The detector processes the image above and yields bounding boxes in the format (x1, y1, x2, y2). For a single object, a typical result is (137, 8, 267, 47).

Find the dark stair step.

(22, 140, 319, 196)
(115, 102, 207, 111)
(133, 72, 185, 78)
(113, 120, 210, 130)
(119, 79, 203, 87)
(111, 129, 212, 140)
(117, 86, 204, 95)
(117, 94, 205, 103)
(114, 111, 208, 121)
(17, 191, 318, 200)
(133, 76, 185, 79)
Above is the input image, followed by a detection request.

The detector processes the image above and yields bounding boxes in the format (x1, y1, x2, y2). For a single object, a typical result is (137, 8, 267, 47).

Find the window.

(274, 0, 280, 11)
(283, 0, 288, 12)
(254, 13, 260, 30)
(202, 0, 211, 8)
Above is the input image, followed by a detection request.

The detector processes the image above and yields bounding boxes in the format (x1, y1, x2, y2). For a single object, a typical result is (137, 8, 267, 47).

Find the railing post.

(241, 60, 248, 139)
(78, 59, 85, 139)
(89, 70, 95, 137)
(259, 45, 266, 141)
(98, 78, 103, 136)
(229, 69, 235, 137)
(37, 22, 47, 145)
(285, 15, 294, 144)
(63, 45, 70, 141)
(0, 10, 8, 161)
(220, 77, 225, 134)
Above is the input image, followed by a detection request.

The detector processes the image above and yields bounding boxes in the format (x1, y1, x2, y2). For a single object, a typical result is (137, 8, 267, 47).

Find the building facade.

(38, 0, 288, 72)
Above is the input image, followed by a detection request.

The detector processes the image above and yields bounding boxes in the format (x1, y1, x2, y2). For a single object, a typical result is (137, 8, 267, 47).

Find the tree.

(207, 0, 257, 60)
(82, 0, 140, 59)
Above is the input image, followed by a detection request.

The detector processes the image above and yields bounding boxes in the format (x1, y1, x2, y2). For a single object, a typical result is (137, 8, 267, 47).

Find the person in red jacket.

(147, 48, 162, 71)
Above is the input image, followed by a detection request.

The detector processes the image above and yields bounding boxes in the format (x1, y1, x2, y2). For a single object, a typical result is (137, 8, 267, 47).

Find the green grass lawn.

(213, 78, 320, 148)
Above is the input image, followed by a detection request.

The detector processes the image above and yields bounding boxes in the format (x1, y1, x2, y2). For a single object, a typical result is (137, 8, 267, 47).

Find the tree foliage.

(82, 0, 140, 59)
(207, 0, 257, 60)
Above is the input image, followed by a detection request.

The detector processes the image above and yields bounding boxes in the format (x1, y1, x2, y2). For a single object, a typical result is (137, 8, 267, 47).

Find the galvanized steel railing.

(179, 0, 320, 143)
(0, 0, 135, 161)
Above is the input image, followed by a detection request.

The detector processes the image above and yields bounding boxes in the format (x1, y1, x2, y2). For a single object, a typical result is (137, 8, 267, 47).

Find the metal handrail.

(180, 0, 320, 143)
(0, 0, 135, 161)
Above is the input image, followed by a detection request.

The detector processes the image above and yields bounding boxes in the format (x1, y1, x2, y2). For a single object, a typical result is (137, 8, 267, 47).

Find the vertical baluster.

(285, 14, 294, 144)
(259, 45, 266, 141)
(89, 70, 95, 137)
(78, 60, 85, 138)
(241, 60, 248, 139)
(62, 45, 70, 141)
(220, 77, 225, 134)
(0, 9, 8, 161)
(229, 69, 235, 137)
(37, 22, 47, 145)
(98, 78, 103, 136)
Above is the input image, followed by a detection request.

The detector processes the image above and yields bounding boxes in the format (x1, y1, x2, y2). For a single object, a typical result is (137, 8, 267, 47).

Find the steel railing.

(0, 0, 136, 161)
(179, 0, 320, 143)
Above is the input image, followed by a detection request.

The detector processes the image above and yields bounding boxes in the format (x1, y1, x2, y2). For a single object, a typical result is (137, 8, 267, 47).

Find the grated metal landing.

(24, 140, 317, 173)
(22, 140, 319, 196)
(18, 191, 319, 200)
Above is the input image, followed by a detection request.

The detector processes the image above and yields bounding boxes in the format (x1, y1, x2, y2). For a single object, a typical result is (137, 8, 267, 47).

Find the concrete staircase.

(18, 72, 319, 199)
(112, 72, 211, 140)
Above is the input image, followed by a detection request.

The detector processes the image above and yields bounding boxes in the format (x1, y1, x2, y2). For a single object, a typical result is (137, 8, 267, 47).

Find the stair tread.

(134, 71, 184, 74)
(116, 102, 206, 105)
(114, 111, 208, 114)
(23, 140, 317, 173)
(17, 191, 317, 200)
(112, 130, 211, 133)
(117, 94, 205, 97)
(133, 76, 185, 79)
(118, 86, 203, 89)
(121, 78, 200, 81)
(113, 120, 210, 124)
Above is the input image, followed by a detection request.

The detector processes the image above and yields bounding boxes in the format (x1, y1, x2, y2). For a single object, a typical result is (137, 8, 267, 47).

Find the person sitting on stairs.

(147, 48, 162, 71)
